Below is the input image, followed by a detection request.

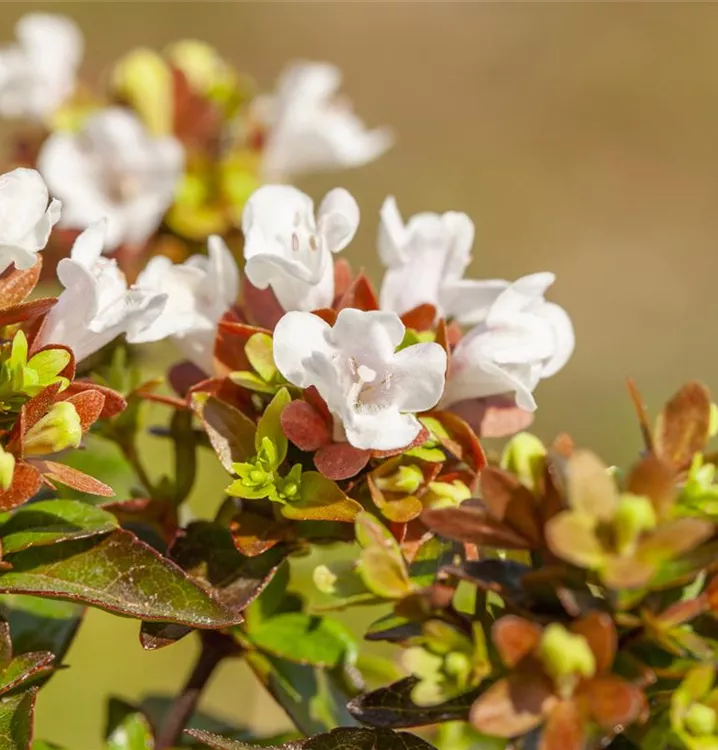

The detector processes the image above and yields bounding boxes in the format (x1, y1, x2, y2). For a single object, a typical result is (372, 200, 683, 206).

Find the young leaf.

(256, 389, 291, 464)
(0, 688, 36, 749)
(248, 613, 357, 668)
(655, 381, 712, 469)
(0, 499, 118, 555)
(0, 530, 242, 627)
(281, 473, 362, 523)
(347, 677, 479, 728)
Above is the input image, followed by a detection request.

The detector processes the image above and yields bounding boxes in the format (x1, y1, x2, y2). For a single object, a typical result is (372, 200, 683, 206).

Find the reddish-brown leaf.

(0, 259, 42, 308)
(102, 497, 179, 546)
(193, 396, 256, 473)
(428, 410, 486, 472)
(314, 442, 371, 481)
(401, 304, 437, 331)
(62, 382, 126, 419)
(0, 463, 42, 510)
(242, 277, 285, 330)
(9, 383, 64, 454)
(492, 616, 543, 668)
(449, 396, 534, 438)
(0, 297, 56, 326)
(64, 391, 105, 433)
(281, 400, 331, 452)
(311, 308, 338, 326)
(434, 319, 452, 369)
(655, 381, 712, 469)
(168, 361, 208, 398)
(570, 612, 616, 674)
(470, 673, 554, 738)
(626, 378, 653, 453)
(335, 272, 379, 312)
(481, 468, 542, 547)
(540, 700, 586, 750)
(31, 461, 114, 497)
(580, 676, 645, 730)
(626, 454, 676, 521)
(333, 258, 353, 302)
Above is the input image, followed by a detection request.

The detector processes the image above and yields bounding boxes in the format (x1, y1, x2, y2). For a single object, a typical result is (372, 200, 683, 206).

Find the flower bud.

(375, 465, 424, 495)
(313, 564, 338, 595)
(500, 432, 546, 492)
(24, 402, 82, 457)
(539, 624, 596, 690)
(0, 447, 15, 491)
(614, 493, 657, 556)
(422, 480, 471, 509)
(684, 703, 717, 737)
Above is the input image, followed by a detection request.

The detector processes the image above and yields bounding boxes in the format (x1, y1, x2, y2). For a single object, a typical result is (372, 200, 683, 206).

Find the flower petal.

(317, 187, 359, 253)
(537, 301, 575, 377)
(488, 272, 556, 324)
(377, 195, 407, 267)
(207, 235, 240, 311)
(273, 311, 333, 389)
(438, 278, 508, 325)
(0, 168, 51, 246)
(331, 308, 405, 365)
(391, 342, 447, 413)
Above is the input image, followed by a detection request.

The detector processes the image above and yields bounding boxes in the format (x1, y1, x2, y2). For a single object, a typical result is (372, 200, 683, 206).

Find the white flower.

(256, 61, 392, 181)
(242, 184, 359, 313)
(38, 107, 184, 250)
(0, 168, 61, 273)
(274, 308, 447, 451)
(379, 196, 508, 323)
(134, 235, 240, 372)
(36, 220, 167, 362)
(440, 273, 575, 412)
(0, 13, 83, 122)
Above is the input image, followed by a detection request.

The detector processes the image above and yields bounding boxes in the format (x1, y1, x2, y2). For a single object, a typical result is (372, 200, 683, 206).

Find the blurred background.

(2, 2, 718, 746)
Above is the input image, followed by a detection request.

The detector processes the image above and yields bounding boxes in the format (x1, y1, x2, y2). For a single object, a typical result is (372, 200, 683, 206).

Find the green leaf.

(245, 334, 277, 384)
(249, 613, 357, 668)
(0, 596, 82, 663)
(256, 389, 291, 465)
(244, 652, 357, 736)
(281, 473, 362, 523)
(243, 562, 290, 632)
(355, 513, 412, 600)
(186, 726, 437, 750)
(105, 698, 154, 750)
(140, 522, 285, 649)
(0, 530, 242, 627)
(0, 500, 118, 555)
(347, 677, 480, 728)
(0, 652, 54, 697)
(0, 688, 36, 750)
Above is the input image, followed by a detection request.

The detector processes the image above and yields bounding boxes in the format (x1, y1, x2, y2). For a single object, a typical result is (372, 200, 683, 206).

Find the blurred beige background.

(2, 2, 718, 746)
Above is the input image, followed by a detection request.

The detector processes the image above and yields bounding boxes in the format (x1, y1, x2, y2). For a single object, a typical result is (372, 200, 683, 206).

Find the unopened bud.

(423, 480, 471, 509)
(539, 624, 596, 690)
(614, 494, 657, 556)
(685, 703, 717, 737)
(0, 447, 15, 491)
(375, 465, 424, 495)
(24, 402, 82, 457)
(501, 432, 546, 492)
(313, 564, 338, 595)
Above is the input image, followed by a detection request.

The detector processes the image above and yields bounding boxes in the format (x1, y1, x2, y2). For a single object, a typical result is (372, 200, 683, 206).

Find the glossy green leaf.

(0, 652, 54, 697)
(0, 500, 118, 555)
(256, 389, 291, 465)
(105, 698, 154, 750)
(347, 677, 479, 728)
(0, 688, 36, 750)
(0, 596, 82, 663)
(281, 473, 362, 523)
(245, 334, 277, 384)
(249, 613, 356, 668)
(186, 726, 437, 750)
(0, 530, 241, 627)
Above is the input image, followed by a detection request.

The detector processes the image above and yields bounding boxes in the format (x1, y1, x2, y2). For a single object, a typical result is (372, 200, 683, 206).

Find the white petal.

(317, 188, 359, 253)
(0, 168, 51, 246)
(377, 196, 407, 267)
(438, 279, 508, 325)
(331, 309, 405, 366)
(55, 257, 101, 324)
(442, 359, 538, 412)
(391, 342, 447, 413)
(207, 235, 240, 310)
(242, 184, 314, 246)
(70, 219, 107, 268)
(488, 272, 556, 324)
(17, 14, 83, 73)
(440, 211, 475, 281)
(343, 408, 421, 452)
(536, 301, 575, 377)
(273, 311, 333, 388)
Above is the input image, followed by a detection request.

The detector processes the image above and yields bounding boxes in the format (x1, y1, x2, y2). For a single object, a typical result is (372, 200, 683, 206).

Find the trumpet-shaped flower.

(242, 184, 359, 313)
(38, 107, 184, 250)
(441, 273, 574, 412)
(0, 13, 83, 122)
(273, 308, 447, 451)
(0, 168, 61, 273)
(379, 196, 508, 323)
(256, 61, 392, 181)
(36, 220, 167, 362)
(134, 235, 240, 372)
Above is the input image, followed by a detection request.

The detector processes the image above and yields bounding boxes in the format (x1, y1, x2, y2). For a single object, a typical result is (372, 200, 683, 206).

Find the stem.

(155, 632, 234, 749)
(119, 437, 157, 498)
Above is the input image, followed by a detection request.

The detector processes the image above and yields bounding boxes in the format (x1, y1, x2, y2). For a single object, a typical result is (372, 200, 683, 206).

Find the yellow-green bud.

(313, 565, 338, 595)
(112, 49, 172, 135)
(710, 404, 718, 439)
(375, 465, 424, 495)
(614, 494, 657, 556)
(500, 432, 546, 492)
(685, 703, 717, 737)
(0, 447, 15, 491)
(423, 480, 471, 509)
(24, 402, 82, 457)
(539, 624, 596, 690)
(444, 651, 472, 684)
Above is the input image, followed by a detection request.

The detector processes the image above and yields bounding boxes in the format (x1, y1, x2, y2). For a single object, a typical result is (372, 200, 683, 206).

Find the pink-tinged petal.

(317, 187, 359, 253)
(273, 311, 333, 389)
(391, 342, 447, 413)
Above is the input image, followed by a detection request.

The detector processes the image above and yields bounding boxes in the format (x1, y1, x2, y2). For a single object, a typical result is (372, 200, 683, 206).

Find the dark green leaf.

(347, 677, 479, 728)
(186, 727, 437, 750)
(0, 530, 241, 627)
(244, 652, 357, 736)
(249, 613, 356, 668)
(0, 688, 36, 750)
(170, 409, 198, 504)
(0, 653, 54, 697)
(105, 698, 154, 750)
(0, 597, 82, 663)
(0, 500, 118, 555)
(365, 614, 422, 643)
